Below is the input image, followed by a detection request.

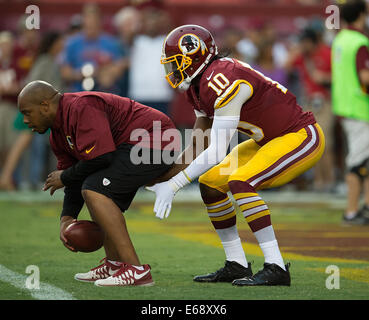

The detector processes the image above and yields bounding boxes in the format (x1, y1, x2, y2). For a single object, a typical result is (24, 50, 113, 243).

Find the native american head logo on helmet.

(179, 34, 200, 55)
(161, 25, 218, 90)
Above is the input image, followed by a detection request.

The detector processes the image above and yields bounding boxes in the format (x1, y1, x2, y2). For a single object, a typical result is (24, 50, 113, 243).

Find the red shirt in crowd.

(0, 43, 35, 103)
(292, 43, 331, 99)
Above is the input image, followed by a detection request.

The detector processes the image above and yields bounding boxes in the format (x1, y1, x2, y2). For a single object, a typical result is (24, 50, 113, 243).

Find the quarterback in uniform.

(148, 25, 325, 286)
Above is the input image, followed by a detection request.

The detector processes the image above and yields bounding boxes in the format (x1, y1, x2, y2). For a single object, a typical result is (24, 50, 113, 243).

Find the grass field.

(0, 190, 369, 302)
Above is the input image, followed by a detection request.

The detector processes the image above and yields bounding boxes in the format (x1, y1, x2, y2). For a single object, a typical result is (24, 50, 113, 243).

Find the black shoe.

(232, 262, 291, 286)
(358, 205, 369, 221)
(193, 261, 253, 283)
(342, 212, 369, 225)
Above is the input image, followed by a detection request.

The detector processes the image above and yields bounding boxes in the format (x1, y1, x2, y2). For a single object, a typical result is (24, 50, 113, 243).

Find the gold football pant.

(199, 123, 325, 231)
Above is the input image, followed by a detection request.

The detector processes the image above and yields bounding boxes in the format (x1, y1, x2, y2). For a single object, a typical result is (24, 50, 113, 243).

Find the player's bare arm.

(359, 69, 369, 89)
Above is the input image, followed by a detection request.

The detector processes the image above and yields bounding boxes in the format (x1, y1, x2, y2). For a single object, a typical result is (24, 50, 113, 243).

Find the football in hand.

(63, 220, 104, 252)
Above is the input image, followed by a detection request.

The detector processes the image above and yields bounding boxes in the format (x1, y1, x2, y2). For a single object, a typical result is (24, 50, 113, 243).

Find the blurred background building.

(0, 0, 349, 193)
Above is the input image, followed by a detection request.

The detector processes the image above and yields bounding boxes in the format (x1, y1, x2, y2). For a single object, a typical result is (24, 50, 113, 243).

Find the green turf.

(0, 198, 368, 300)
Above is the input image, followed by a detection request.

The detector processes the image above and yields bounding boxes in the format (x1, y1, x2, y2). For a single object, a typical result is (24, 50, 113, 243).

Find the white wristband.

(169, 170, 191, 193)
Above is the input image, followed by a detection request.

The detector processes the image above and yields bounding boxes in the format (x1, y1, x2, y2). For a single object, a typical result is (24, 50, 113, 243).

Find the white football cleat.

(74, 258, 122, 282)
(94, 263, 154, 287)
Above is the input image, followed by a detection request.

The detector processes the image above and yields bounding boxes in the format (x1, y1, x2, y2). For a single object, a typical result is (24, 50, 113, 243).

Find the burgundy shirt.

(50, 92, 178, 170)
(292, 43, 331, 98)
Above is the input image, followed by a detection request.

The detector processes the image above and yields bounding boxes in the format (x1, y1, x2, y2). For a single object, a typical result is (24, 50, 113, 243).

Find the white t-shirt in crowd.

(128, 34, 173, 102)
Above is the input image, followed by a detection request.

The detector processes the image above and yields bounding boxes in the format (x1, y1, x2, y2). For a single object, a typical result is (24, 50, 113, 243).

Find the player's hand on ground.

(43, 170, 64, 195)
(146, 182, 175, 220)
(60, 216, 77, 252)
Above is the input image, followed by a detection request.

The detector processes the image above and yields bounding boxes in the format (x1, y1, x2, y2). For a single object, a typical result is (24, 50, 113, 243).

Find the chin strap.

(178, 79, 191, 91)
(181, 49, 218, 90)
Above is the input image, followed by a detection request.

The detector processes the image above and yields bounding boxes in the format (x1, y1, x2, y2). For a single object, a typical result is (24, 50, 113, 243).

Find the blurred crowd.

(0, 1, 345, 193)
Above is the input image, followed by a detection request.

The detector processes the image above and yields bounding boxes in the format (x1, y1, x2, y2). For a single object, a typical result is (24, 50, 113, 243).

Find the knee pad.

(350, 158, 369, 180)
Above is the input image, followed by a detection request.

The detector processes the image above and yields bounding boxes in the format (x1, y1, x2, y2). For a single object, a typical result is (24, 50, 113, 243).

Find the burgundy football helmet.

(161, 25, 218, 90)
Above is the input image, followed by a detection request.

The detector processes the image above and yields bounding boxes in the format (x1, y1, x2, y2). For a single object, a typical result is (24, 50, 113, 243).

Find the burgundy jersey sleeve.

(356, 46, 369, 93)
(356, 46, 369, 73)
(70, 96, 117, 161)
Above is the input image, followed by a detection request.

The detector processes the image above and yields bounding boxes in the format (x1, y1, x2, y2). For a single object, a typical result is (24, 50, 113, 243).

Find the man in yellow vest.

(332, 0, 369, 225)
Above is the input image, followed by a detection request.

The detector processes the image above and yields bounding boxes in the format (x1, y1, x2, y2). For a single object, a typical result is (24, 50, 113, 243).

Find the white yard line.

(0, 264, 76, 300)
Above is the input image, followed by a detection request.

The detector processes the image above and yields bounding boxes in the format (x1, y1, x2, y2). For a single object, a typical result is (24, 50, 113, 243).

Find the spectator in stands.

(0, 31, 65, 190)
(0, 16, 39, 186)
(13, 16, 39, 82)
(113, 6, 141, 97)
(259, 23, 289, 70)
(236, 29, 259, 65)
(128, 5, 173, 114)
(0, 31, 19, 169)
(114, 6, 142, 49)
(67, 14, 82, 37)
(332, 0, 369, 225)
(220, 27, 244, 61)
(285, 27, 335, 192)
(60, 3, 127, 94)
(0, 25, 38, 170)
(27, 31, 65, 92)
(254, 39, 288, 87)
(0, 118, 32, 191)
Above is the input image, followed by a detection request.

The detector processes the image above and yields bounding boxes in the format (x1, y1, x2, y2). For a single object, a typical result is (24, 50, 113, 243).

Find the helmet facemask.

(161, 54, 192, 89)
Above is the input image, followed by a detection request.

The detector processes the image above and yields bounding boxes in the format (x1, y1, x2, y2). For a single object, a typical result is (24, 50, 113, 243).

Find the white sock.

(221, 238, 248, 268)
(216, 225, 240, 242)
(132, 265, 144, 270)
(259, 240, 285, 270)
(108, 260, 122, 267)
(215, 225, 248, 268)
(345, 211, 357, 219)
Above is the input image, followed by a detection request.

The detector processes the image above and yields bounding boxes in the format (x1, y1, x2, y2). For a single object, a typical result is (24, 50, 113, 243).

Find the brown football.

(63, 220, 104, 252)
